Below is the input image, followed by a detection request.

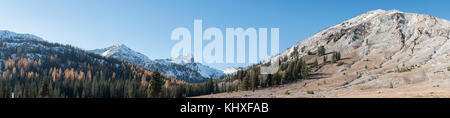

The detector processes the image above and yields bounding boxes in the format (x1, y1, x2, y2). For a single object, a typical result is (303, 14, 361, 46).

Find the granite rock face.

(267, 9, 450, 91)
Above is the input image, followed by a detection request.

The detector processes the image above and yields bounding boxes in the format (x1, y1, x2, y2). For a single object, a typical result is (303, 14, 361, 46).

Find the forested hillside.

(0, 39, 186, 98)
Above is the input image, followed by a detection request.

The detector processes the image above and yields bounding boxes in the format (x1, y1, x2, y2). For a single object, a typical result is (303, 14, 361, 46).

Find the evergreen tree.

(206, 77, 214, 94)
(128, 85, 135, 98)
(292, 62, 300, 79)
(286, 62, 294, 81)
(336, 51, 341, 60)
(0, 80, 4, 98)
(214, 82, 219, 93)
(300, 61, 309, 79)
(240, 75, 249, 91)
(331, 51, 341, 63)
(250, 70, 259, 91)
(265, 74, 272, 87)
(148, 70, 162, 98)
(272, 73, 281, 86)
(313, 59, 319, 67)
(39, 77, 50, 98)
(318, 46, 325, 56)
(5, 79, 11, 98)
(24, 80, 31, 98)
(14, 82, 22, 98)
(331, 52, 337, 63)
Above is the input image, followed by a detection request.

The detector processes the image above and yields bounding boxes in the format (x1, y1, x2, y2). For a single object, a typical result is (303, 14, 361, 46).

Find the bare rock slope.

(199, 9, 450, 98)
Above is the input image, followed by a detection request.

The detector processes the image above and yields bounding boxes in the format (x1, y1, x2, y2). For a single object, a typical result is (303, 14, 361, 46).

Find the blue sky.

(0, 0, 449, 69)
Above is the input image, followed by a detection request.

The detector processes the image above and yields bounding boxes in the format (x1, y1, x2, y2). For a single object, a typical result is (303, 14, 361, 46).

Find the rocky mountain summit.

(0, 30, 43, 41)
(90, 45, 225, 83)
(200, 9, 450, 98)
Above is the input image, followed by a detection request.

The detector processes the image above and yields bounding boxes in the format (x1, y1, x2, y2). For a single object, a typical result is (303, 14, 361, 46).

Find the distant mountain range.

(222, 67, 242, 74)
(0, 30, 226, 83)
(89, 44, 225, 83)
(0, 30, 43, 41)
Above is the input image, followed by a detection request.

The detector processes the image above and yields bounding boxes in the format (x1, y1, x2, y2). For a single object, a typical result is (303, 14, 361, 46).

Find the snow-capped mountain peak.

(0, 30, 44, 41)
(265, 9, 450, 64)
(89, 44, 153, 66)
(101, 44, 130, 57)
(170, 54, 194, 64)
(222, 67, 240, 74)
(90, 45, 225, 82)
(163, 54, 225, 78)
(333, 9, 402, 29)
